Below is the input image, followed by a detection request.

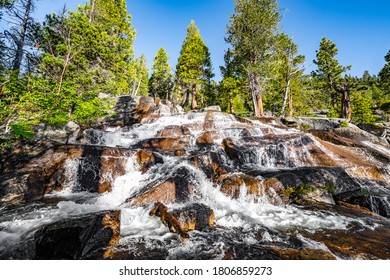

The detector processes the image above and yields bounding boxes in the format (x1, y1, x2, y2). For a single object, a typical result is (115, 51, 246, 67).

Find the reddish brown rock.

(98, 148, 133, 193)
(132, 181, 177, 207)
(171, 203, 215, 231)
(1, 146, 85, 204)
(261, 177, 286, 205)
(174, 150, 187, 157)
(136, 149, 155, 173)
(157, 125, 191, 137)
(337, 201, 377, 216)
(149, 202, 190, 240)
(196, 131, 220, 145)
(222, 138, 240, 161)
(191, 153, 229, 180)
(137, 137, 191, 153)
(130, 167, 198, 206)
(34, 210, 121, 260)
(135, 96, 154, 115)
(203, 111, 216, 131)
(219, 173, 262, 199)
(270, 246, 336, 260)
(301, 225, 390, 259)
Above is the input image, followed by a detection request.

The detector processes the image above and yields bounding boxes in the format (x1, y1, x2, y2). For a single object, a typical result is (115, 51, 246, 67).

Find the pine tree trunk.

(288, 92, 293, 117)
(341, 88, 351, 121)
(182, 87, 190, 107)
(12, 0, 32, 73)
(248, 72, 264, 117)
(282, 76, 291, 115)
(256, 92, 264, 117)
(229, 98, 234, 114)
(166, 88, 170, 103)
(89, 0, 97, 22)
(251, 91, 259, 117)
(191, 83, 197, 109)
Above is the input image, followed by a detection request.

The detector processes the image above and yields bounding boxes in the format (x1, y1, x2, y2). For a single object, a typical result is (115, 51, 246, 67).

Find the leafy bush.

(300, 122, 312, 131)
(10, 123, 35, 139)
(340, 120, 349, 128)
(281, 183, 316, 200)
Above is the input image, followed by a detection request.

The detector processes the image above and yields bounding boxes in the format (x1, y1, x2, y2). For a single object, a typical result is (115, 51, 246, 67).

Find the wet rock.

(157, 125, 191, 137)
(136, 150, 155, 173)
(269, 247, 336, 260)
(149, 202, 190, 239)
(301, 225, 390, 259)
(281, 116, 299, 128)
(222, 138, 240, 161)
(34, 210, 120, 259)
(310, 130, 354, 146)
(334, 126, 388, 147)
(218, 173, 262, 199)
(262, 177, 286, 205)
(257, 167, 361, 196)
(131, 180, 177, 206)
(0, 145, 135, 206)
(130, 167, 199, 206)
(98, 148, 133, 193)
(0, 146, 80, 205)
(135, 137, 191, 154)
(298, 117, 346, 130)
(336, 190, 390, 218)
(190, 150, 230, 180)
(196, 131, 220, 145)
(336, 201, 376, 216)
(171, 203, 215, 231)
(201, 106, 221, 112)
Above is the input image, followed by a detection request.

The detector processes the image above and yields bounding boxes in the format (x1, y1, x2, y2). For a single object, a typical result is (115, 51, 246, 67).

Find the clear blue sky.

(30, 0, 390, 81)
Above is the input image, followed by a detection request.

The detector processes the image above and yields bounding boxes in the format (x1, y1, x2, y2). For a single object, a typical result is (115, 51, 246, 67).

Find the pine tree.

(275, 33, 305, 117)
(175, 20, 213, 109)
(149, 48, 172, 100)
(313, 37, 352, 120)
(8, 0, 137, 126)
(131, 55, 149, 97)
(219, 48, 248, 115)
(351, 91, 375, 124)
(226, 0, 281, 117)
(379, 51, 390, 99)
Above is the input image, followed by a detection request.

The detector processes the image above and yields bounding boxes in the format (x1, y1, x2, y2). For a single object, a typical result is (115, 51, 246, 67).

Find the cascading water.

(1, 105, 390, 260)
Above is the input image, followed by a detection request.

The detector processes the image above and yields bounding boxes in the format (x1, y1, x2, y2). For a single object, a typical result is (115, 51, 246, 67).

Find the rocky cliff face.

(1, 96, 390, 260)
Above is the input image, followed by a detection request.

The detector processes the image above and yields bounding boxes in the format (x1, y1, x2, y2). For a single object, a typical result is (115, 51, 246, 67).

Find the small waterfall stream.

(1, 105, 390, 259)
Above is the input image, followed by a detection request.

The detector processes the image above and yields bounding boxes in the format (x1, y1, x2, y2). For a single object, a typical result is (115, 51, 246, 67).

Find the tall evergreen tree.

(149, 48, 172, 100)
(219, 48, 249, 115)
(379, 51, 390, 99)
(2, 0, 137, 126)
(2, 0, 38, 74)
(175, 20, 213, 109)
(0, 0, 14, 71)
(131, 54, 149, 97)
(275, 33, 305, 116)
(226, 0, 281, 117)
(313, 37, 352, 120)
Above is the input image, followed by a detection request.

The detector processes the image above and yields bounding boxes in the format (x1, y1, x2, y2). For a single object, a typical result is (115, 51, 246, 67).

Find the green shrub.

(300, 122, 312, 131)
(340, 120, 349, 128)
(10, 123, 35, 139)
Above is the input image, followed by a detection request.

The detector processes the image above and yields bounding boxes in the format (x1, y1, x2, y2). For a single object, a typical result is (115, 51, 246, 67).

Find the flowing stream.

(1, 110, 390, 259)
